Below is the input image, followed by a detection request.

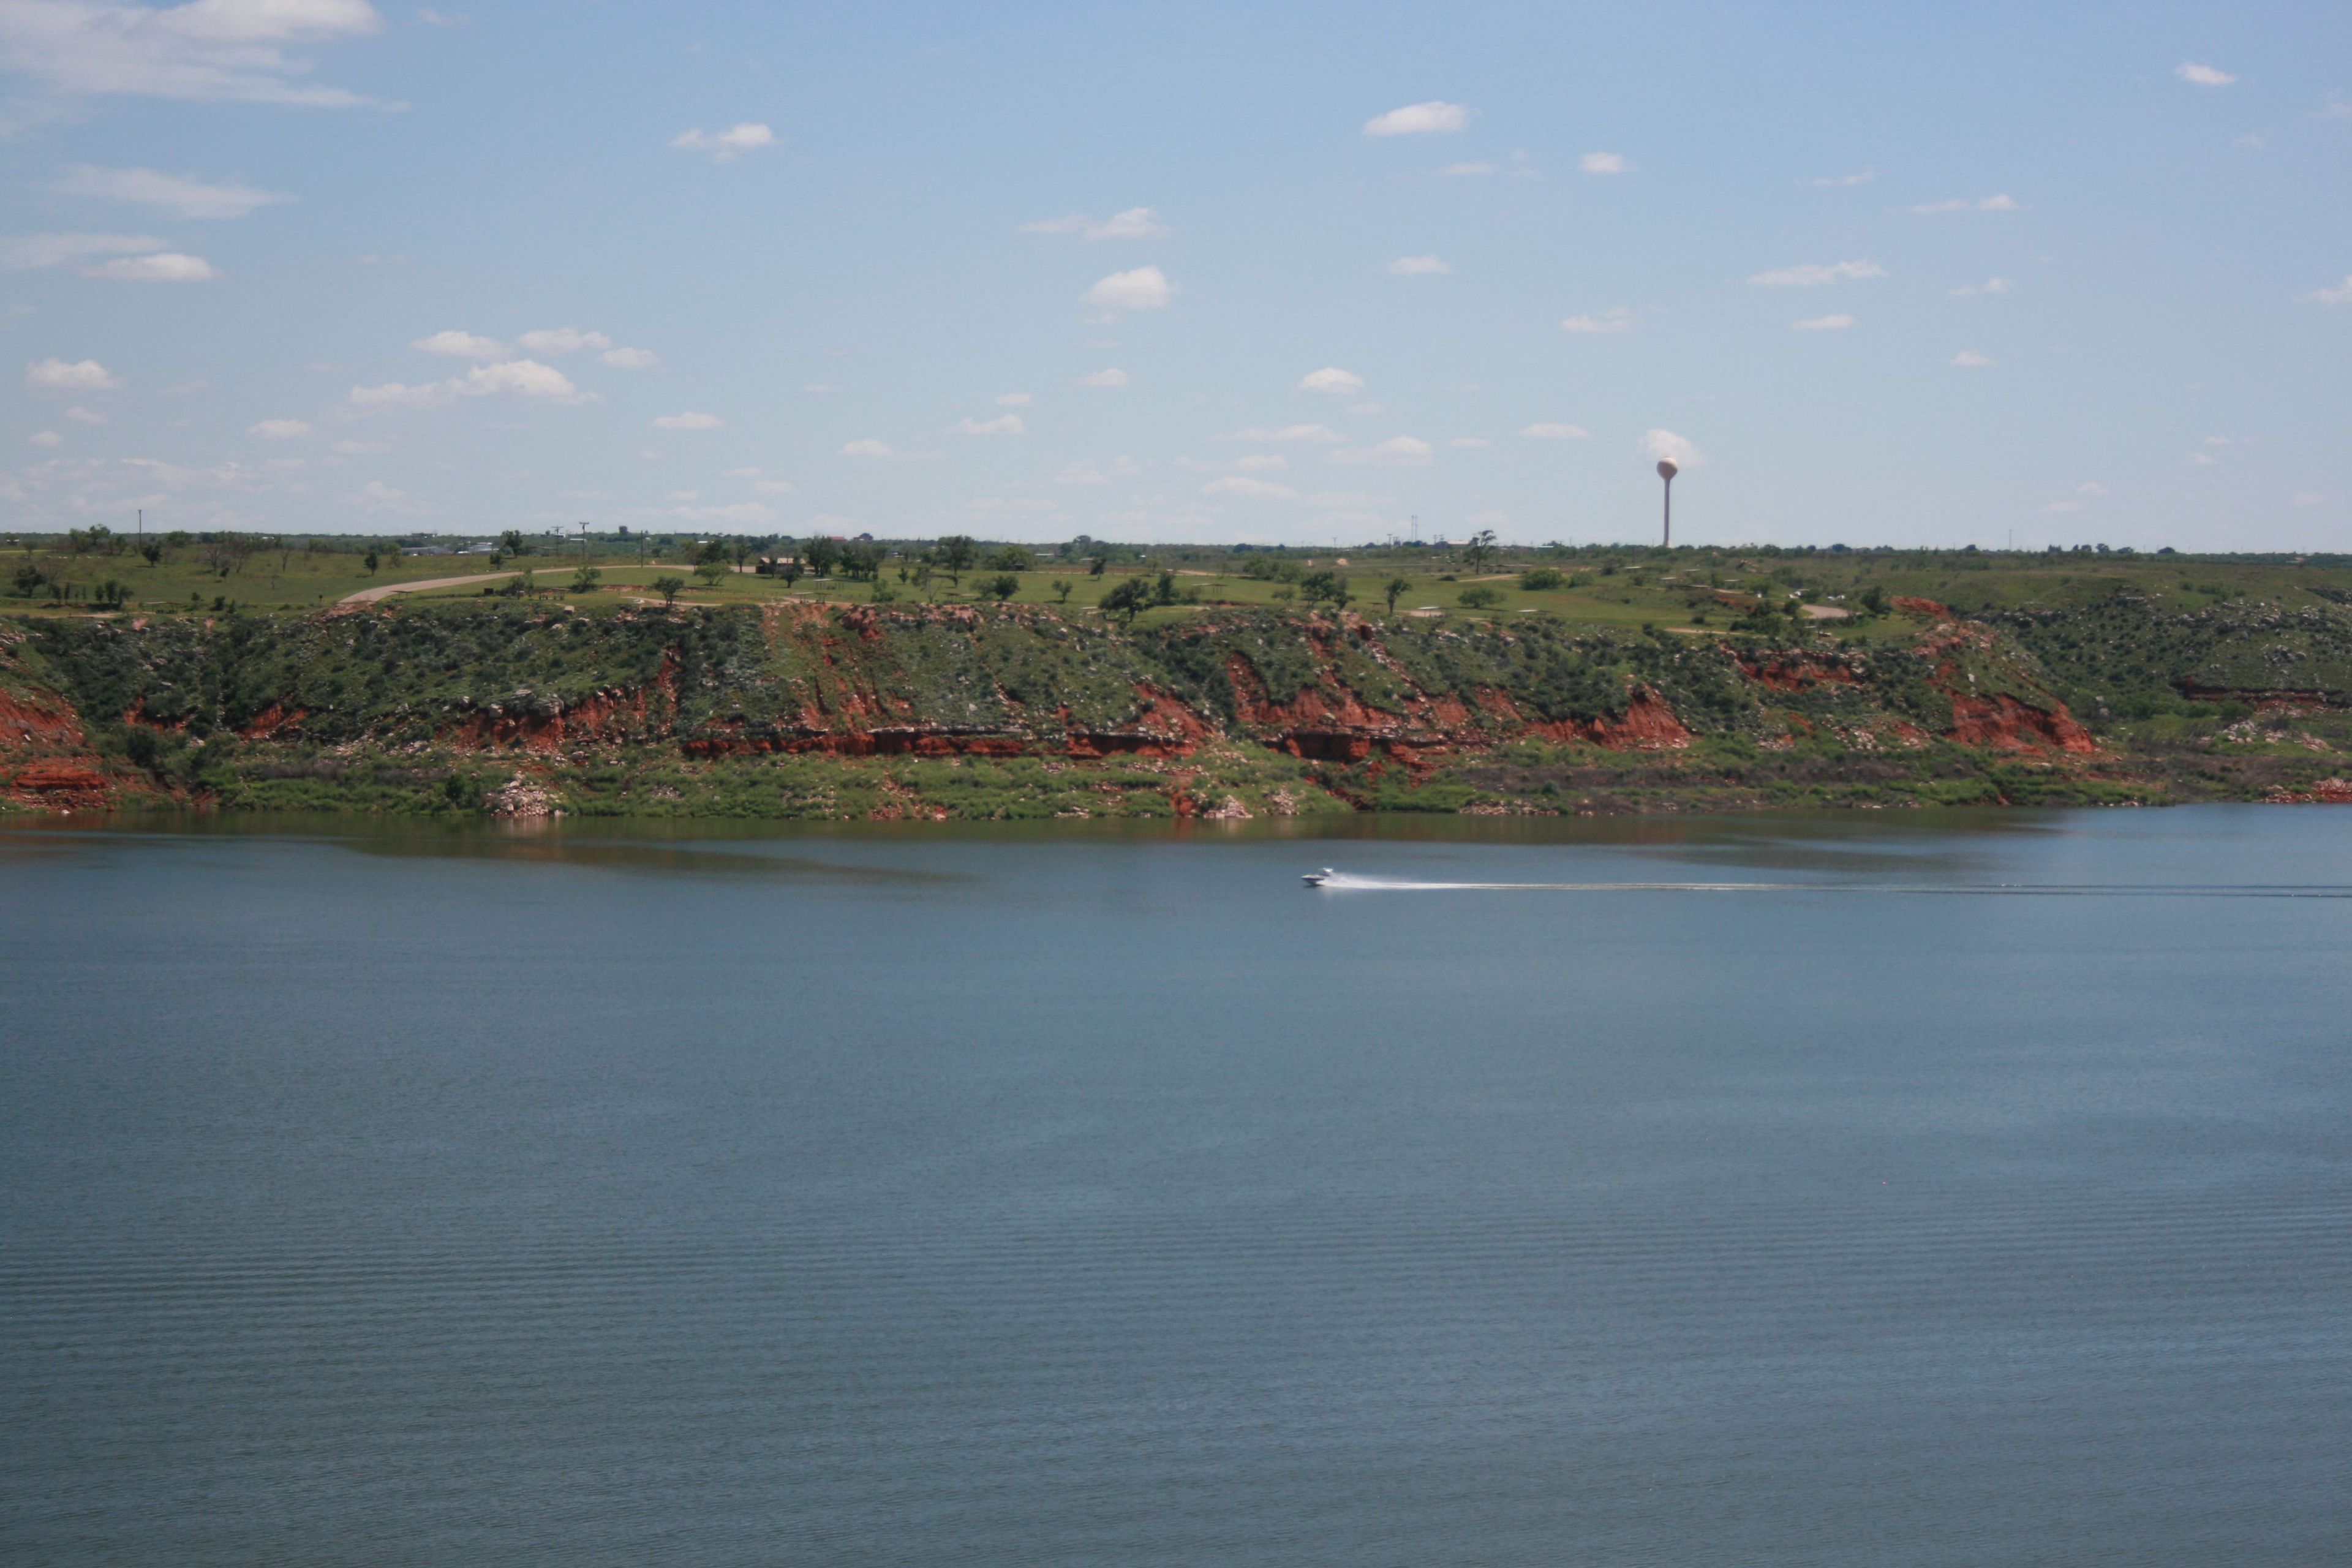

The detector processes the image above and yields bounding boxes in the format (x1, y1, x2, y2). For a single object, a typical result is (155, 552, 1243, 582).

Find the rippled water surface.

(4, 809, 2349, 1566)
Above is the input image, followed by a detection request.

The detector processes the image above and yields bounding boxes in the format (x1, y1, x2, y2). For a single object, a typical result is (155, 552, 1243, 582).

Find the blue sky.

(2, 1, 2346, 548)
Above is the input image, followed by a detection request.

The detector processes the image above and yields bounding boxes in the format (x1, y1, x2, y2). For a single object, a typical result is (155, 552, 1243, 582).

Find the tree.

(1152, 569, 1181, 606)
(1087, 556, 1107, 577)
(803, 535, 842, 578)
(138, 540, 163, 567)
(936, 535, 978, 584)
(1384, 576, 1411, 614)
(984, 545, 1029, 572)
(11, 562, 45, 598)
(1464, 529, 1499, 575)
(981, 573, 1019, 601)
(498, 529, 528, 557)
(777, 557, 805, 587)
(695, 537, 731, 568)
(93, 578, 132, 608)
(695, 559, 729, 587)
(1519, 567, 1565, 590)
(1052, 581, 1072, 605)
(1297, 570, 1351, 608)
(731, 538, 754, 571)
(1100, 575, 1153, 625)
(652, 575, 686, 606)
(1457, 585, 1505, 609)
(362, 549, 380, 576)
(570, 564, 602, 593)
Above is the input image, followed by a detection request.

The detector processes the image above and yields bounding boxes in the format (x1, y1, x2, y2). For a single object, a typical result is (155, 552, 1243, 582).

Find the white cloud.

(2305, 276, 2352, 306)
(1077, 366, 1129, 388)
(516, 326, 612, 355)
(1950, 277, 2013, 296)
(1330, 435, 1433, 467)
(29, 429, 63, 448)
(1019, 214, 1088, 234)
(670, 123, 775, 160)
(1441, 160, 1494, 177)
(1639, 429, 1703, 468)
(753, 480, 797, 496)
(601, 346, 658, 369)
(1083, 265, 1173, 312)
(1388, 254, 1450, 276)
(83, 250, 213, 280)
(1750, 260, 1887, 286)
(995, 391, 1033, 407)
(652, 411, 722, 431)
(1792, 313, 1856, 330)
(949, 413, 1024, 435)
(2076, 482, 2109, 497)
(1054, 456, 1139, 485)
(2291, 491, 2326, 508)
(51, 164, 290, 219)
(64, 404, 106, 423)
(841, 438, 913, 458)
(1363, 100, 1471, 135)
(2043, 500, 2082, 513)
(1346, 401, 1384, 416)
(26, 356, 119, 391)
(1561, 308, 1635, 334)
(412, 328, 505, 359)
(725, 467, 761, 478)
(1203, 474, 1300, 499)
(247, 418, 311, 439)
(665, 502, 771, 525)
(342, 478, 433, 515)
(2190, 451, 2216, 466)
(0, 232, 168, 270)
(1447, 436, 1491, 448)
(331, 438, 388, 455)
(1297, 366, 1365, 396)
(0, 0, 388, 107)
(1219, 423, 1344, 443)
(1521, 423, 1589, 440)
(1084, 206, 1168, 240)
(1905, 194, 2018, 213)
(2204, 435, 2232, 446)
(348, 358, 580, 409)
(1951, 350, 1992, 368)
(1580, 151, 1628, 175)
(2176, 62, 2236, 87)
(1231, 453, 1287, 472)
(1809, 170, 1875, 186)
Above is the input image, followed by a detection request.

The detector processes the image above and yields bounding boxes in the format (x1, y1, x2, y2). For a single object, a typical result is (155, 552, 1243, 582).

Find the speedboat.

(1302, 867, 1335, 887)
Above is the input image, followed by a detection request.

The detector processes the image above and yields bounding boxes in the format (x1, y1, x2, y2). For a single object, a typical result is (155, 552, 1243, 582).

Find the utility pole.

(137, 508, 143, 539)
(1656, 459, 1678, 548)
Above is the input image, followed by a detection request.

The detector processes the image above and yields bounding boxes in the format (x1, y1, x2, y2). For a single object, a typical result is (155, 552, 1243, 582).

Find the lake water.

(3, 808, 2348, 1566)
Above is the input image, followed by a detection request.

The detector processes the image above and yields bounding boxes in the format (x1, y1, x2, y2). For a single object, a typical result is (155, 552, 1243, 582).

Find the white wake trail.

(1308, 873, 2352, 899)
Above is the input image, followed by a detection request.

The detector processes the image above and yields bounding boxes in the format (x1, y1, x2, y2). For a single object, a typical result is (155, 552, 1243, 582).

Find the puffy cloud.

(949, 413, 1024, 435)
(51, 165, 290, 219)
(1218, 423, 1343, 443)
(26, 356, 119, 391)
(2291, 491, 2326, 508)
(1297, 366, 1364, 396)
(1054, 456, 1139, 486)
(412, 329, 505, 359)
(64, 404, 107, 423)
(83, 250, 214, 280)
(1363, 100, 1470, 135)
(2175, 62, 2236, 86)
(1346, 401, 1384, 416)
(0, 0, 387, 107)
(29, 429, 63, 448)
(0, 232, 168, 270)
(1904, 194, 2018, 213)
(995, 391, 1033, 407)
(1951, 350, 1992, 368)
(601, 346, 659, 369)
(1580, 151, 1628, 175)
(2305, 276, 2352, 306)
(670, 123, 775, 160)
(1639, 430, 1702, 470)
(1083, 265, 1173, 312)
(652, 411, 722, 430)
(1330, 435, 1433, 467)
(1950, 277, 2013, 296)
(840, 439, 940, 460)
(342, 478, 433, 515)
(1749, 259, 1887, 286)
(1447, 437, 1491, 448)
(1231, 453, 1287, 472)
(1521, 423, 1589, 440)
(516, 326, 612, 355)
(1561, 308, 1634, 334)
(1792, 313, 1855, 330)
(1077, 366, 1130, 388)
(247, 418, 312, 439)
(348, 358, 581, 409)
(1809, 170, 1875, 186)
(1203, 475, 1300, 499)
(753, 480, 797, 496)
(1441, 160, 1495, 177)
(1387, 254, 1450, 276)
(331, 438, 388, 454)
(1019, 214, 1088, 234)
